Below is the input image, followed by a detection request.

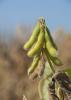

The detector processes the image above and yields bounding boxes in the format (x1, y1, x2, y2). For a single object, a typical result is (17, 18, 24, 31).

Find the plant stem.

(47, 54, 55, 73)
(44, 48, 55, 73)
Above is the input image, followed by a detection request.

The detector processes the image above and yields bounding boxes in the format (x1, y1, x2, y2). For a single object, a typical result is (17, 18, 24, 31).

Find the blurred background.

(0, 0, 71, 100)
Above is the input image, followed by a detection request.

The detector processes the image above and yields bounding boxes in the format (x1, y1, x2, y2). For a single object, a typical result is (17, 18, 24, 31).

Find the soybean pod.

(50, 56, 63, 66)
(45, 29, 57, 57)
(46, 26, 58, 50)
(27, 28, 45, 57)
(46, 43, 57, 57)
(24, 22, 40, 50)
(49, 47, 57, 57)
(45, 28, 51, 42)
(45, 29, 62, 66)
(44, 46, 62, 66)
(28, 55, 40, 75)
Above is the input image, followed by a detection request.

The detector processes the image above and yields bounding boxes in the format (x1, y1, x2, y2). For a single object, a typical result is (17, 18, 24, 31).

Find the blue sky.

(0, 0, 71, 32)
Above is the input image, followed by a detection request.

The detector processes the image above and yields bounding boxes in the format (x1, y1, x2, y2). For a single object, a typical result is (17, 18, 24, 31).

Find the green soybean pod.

(45, 30, 57, 57)
(28, 55, 40, 75)
(24, 22, 40, 50)
(46, 26, 58, 50)
(50, 56, 63, 66)
(27, 28, 45, 57)
(45, 28, 50, 42)
(45, 29, 52, 49)
(49, 47, 57, 57)
(45, 46, 62, 66)
(45, 42, 57, 58)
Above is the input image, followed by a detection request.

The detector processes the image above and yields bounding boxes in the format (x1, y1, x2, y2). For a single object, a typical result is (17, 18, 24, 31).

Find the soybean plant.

(23, 17, 71, 100)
